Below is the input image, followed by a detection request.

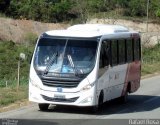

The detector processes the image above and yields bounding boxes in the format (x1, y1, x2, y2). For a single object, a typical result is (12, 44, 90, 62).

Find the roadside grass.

(142, 63, 160, 76)
(0, 84, 28, 108)
(142, 44, 160, 76)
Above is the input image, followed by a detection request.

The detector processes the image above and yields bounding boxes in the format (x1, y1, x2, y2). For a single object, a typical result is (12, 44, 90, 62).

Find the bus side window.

(104, 40, 111, 66)
(99, 43, 105, 68)
(126, 39, 133, 62)
(134, 38, 141, 60)
(118, 39, 125, 64)
(111, 40, 118, 66)
(99, 41, 110, 68)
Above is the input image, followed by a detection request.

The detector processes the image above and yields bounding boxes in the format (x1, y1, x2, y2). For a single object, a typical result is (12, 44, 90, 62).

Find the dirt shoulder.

(0, 99, 31, 113)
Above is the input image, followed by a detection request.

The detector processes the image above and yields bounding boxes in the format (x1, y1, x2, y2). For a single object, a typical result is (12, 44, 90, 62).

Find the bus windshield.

(34, 38, 98, 75)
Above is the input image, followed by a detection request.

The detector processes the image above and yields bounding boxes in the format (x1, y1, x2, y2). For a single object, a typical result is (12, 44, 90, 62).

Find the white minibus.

(29, 24, 141, 112)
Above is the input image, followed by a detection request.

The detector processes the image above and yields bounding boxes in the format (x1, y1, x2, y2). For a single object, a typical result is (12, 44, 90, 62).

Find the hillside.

(0, 17, 69, 43)
(88, 18, 160, 32)
(0, 17, 160, 47)
(88, 18, 160, 47)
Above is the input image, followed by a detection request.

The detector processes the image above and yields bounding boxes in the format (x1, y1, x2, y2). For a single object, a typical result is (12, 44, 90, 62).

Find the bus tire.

(38, 103, 49, 111)
(90, 91, 104, 113)
(98, 91, 104, 108)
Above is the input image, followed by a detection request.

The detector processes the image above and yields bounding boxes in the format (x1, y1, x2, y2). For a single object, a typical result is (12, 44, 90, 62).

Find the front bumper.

(29, 83, 96, 107)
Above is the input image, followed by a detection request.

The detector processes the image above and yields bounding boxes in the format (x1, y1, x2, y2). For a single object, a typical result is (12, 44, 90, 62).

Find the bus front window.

(34, 38, 98, 76)
(34, 38, 66, 72)
(63, 39, 97, 74)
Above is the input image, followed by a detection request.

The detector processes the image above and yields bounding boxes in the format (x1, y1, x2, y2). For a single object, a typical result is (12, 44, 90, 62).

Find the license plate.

(54, 94, 65, 99)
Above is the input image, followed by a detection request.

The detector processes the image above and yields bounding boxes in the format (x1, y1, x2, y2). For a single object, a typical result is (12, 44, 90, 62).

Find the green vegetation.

(0, 85, 28, 107)
(142, 44, 160, 76)
(0, 40, 35, 87)
(1, 0, 160, 23)
(0, 39, 35, 107)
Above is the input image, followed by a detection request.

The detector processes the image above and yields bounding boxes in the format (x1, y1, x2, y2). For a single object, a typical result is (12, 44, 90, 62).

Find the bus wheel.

(91, 91, 104, 113)
(38, 103, 49, 111)
(98, 92, 104, 108)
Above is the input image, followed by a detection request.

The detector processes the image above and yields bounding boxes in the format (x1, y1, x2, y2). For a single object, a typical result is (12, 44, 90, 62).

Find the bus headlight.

(29, 78, 40, 89)
(80, 82, 95, 91)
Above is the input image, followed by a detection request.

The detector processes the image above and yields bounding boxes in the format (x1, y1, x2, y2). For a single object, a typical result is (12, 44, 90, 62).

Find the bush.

(156, 9, 160, 17)
(1, 0, 160, 22)
(24, 32, 38, 46)
(0, 40, 34, 87)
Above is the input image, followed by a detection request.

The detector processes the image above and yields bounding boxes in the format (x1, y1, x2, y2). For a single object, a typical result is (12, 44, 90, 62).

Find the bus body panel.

(108, 64, 128, 99)
(122, 61, 141, 95)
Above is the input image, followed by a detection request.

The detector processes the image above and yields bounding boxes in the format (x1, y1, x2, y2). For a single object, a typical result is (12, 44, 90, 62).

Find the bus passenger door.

(97, 41, 111, 102)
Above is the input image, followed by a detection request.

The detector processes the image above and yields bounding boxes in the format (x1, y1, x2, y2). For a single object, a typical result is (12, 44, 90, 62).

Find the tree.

(0, 0, 10, 12)
(1, 0, 160, 22)
(128, 0, 146, 17)
(50, 0, 73, 22)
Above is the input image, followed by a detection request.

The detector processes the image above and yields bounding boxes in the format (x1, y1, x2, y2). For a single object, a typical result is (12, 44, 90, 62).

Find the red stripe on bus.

(121, 61, 141, 96)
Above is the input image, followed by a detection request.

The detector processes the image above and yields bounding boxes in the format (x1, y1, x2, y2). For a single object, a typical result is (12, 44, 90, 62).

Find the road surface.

(0, 75, 160, 124)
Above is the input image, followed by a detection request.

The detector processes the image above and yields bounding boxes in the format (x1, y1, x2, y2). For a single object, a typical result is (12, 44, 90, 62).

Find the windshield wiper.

(43, 52, 58, 75)
(67, 55, 81, 76)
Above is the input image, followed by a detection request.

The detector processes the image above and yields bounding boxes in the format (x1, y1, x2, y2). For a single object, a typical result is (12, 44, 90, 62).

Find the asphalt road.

(0, 75, 160, 125)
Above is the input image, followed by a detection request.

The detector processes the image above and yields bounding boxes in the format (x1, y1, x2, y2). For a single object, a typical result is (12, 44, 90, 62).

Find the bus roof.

(45, 24, 135, 38)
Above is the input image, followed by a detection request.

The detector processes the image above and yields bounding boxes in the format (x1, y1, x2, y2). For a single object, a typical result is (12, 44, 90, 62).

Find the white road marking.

(143, 95, 160, 104)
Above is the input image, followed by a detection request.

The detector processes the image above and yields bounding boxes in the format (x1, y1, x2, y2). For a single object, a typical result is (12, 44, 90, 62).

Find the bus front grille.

(41, 95, 79, 103)
(41, 77, 80, 88)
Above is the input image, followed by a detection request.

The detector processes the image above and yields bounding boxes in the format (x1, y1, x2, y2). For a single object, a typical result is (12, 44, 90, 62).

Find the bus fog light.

(80, 97, 93, 103)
